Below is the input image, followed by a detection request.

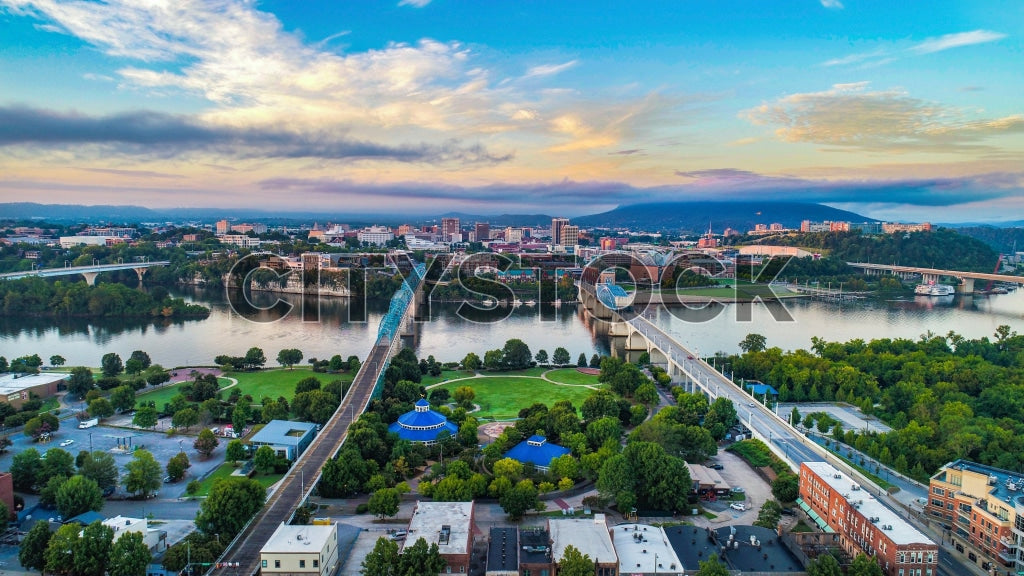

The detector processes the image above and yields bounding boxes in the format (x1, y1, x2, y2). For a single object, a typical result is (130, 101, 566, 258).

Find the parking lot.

(777, 402, 892, 434)
(0, 416, 226, 500)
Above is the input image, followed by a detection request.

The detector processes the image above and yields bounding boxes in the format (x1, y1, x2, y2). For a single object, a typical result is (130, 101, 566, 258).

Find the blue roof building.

(250, 420, 318, 460)
(504, 435, 570, 470)
(388, 399, 458, 445)
(744, 381, 779, 397)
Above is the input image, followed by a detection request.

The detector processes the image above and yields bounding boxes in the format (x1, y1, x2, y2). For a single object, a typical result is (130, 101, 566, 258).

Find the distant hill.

(430, 212, 555, 227)
(574, 201, 875, 234)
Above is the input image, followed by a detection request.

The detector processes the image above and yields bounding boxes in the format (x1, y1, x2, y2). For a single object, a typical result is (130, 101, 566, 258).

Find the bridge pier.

(81, 272, 99, 286)
(957, 277, 974, 294)
(921, 273, 939, 284)
(133, 267, 148, 284)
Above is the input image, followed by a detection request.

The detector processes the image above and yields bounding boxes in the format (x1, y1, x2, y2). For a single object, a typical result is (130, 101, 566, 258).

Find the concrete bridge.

(212, 263, 426, 576)
(847, 262, 1024, 293)
(0, 261, 170, 285)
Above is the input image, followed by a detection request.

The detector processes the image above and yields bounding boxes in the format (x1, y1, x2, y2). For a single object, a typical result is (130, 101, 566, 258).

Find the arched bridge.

(847, 262, 1024, 293)
(0, 261, 170, 285)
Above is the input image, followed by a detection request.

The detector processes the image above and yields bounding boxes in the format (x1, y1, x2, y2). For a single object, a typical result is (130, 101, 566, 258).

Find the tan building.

(800, 462, 936, 576)
(549, 515, 618, 576)
(260, 522, 339, 576)
(551, 217, 569, 245)
(442, 218, 461, 242)
(404, 501, 475, 574)
(928, 459, 1021, 572)
(0, 372, 67, 409)
(559, 225, 579, 247)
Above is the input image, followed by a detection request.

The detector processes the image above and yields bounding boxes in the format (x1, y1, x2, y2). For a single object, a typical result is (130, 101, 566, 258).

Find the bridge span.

(0, 261, 169, 285)
(212, 263, 425, 576)
(847, 262, 1024, 293)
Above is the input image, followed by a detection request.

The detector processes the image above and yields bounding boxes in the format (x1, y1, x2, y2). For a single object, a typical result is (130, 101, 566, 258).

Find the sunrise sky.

(1, 0, 1022, 220)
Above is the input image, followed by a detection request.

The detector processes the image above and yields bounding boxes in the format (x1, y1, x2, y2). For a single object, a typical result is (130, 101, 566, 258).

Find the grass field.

(421, 370, 474, 387)
(673, 284, 802, 299)
(137, 377, 233, 410)
(191, 462, 284, 497)
(230, 368, 352, 403)
(544, 368, 601, 386)
(437, 375, 602, 419)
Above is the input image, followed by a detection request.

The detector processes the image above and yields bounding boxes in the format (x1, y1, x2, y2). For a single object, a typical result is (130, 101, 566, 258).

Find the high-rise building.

(216, 219, 230, 235)
(551, 217, 569, 245)
(559, 225, 579, 247)
(442, 218, 461, 242)
(474, 222, 490, 242)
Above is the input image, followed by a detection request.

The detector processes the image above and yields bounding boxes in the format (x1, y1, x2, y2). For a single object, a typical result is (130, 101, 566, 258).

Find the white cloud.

(398, 0, 432, 7)
(524, 60, 578, 79)
(911, 30, 1007, 54)
(820, 0, 843, 9)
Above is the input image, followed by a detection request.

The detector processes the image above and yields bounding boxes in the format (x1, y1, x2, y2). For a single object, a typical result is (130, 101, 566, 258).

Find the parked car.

(708, 463, 724, 470)
(730, 503, 746, 511)
(59, 439, 74, 447)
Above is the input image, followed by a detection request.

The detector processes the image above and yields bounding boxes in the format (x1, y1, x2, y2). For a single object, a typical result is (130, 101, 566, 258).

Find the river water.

(1, 286, 1022, 367)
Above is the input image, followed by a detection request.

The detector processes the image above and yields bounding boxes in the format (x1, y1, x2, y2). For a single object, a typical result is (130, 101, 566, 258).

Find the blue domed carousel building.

(388, 398, 459, 445)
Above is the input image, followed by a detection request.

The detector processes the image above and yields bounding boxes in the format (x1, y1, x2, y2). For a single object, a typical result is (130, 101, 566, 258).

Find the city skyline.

(1, 0, 1022, 221)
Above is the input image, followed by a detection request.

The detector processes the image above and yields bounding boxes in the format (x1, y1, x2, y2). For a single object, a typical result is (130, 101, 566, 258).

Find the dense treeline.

(0, 277, 208, 318)
(957, 226, 1024, 255)
(728, 327, 1024, 481)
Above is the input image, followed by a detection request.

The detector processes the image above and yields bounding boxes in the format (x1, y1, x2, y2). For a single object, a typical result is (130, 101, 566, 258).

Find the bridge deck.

(847, 262, 1024, 284)
(0, 261, 170, 280)
(216, 341, 390, 576)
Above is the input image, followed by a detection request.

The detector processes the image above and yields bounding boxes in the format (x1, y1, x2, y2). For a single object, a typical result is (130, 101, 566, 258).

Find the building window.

(299, 560, 305, 568)
(933, 487, 944, 496)
(313, 560, 318, 568)
(262, 561, 267, 568)
(274, 561, 281, 569)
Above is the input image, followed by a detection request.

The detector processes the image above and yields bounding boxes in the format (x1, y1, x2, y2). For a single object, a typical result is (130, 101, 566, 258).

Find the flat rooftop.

(940, 459, 1024, 506)
(519, 528, 551, 565)
(0, 372, 67, 394)
(613, 524, 683, 574)
(486, 528, 518, 573)
(805, 461, 932, 546)
(404, 501, 474, 556)
(664, 525, 802, 573)
(261, 522, 336, 553)
(549, 515, 616, 565)
(250, 420, 317, 445)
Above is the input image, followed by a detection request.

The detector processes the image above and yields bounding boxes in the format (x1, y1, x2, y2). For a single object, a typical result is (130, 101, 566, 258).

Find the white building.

(549, 515, 618, 575)
(100, 516, 167, 552)
(357, 225, 394, 246)
(260, 522, 339, 576)
(220, 234, 262, 249)
(612, 524, 683, 576)
(59, 236, 124, 248)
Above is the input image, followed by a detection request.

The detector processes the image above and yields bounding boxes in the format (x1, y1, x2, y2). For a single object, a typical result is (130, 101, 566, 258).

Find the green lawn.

(230, 368, 352, 404)
(544, 368, 601, 386)
(421, 370, 473, 387)
(137, 377, 233, 410)
(437, 375, 601, 419)
(191, 462, 285, 497)
(674, 282, 803, 299)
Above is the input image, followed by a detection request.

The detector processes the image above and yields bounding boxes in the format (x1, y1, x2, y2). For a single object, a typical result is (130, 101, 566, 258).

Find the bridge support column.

(81, 272, 99, 286)
(957, 277, 974, 294)
(133, 267, 148, 286)
(921, 273, 939, 284)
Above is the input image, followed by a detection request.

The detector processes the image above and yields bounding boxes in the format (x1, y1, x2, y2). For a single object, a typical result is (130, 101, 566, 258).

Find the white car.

(59, 439, 75, 447)
(730, 503, 746, 511)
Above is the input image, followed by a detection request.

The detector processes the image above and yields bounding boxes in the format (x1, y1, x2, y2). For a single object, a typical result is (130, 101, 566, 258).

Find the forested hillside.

(728, 327, 1024, 482)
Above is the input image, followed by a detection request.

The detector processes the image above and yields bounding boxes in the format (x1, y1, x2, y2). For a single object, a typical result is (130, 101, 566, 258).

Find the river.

(1, 286, 1022, 367)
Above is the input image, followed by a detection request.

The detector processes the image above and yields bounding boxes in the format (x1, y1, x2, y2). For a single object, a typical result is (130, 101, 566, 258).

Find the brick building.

(800, 462, 937, 576)
(404, 501, 475, 574)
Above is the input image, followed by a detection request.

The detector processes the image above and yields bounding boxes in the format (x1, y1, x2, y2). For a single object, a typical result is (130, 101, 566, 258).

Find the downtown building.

(800, 462, 937, 576)
(928, 459, 1024, 573)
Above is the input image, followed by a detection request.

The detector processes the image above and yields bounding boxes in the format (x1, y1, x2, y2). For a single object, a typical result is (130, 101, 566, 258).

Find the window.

(274, 560, 281, 569)
(933, 487, 944, 496)
(262, 561, 267, 568)
(299, 560, 305, 568)
(313, 560, 318, 568)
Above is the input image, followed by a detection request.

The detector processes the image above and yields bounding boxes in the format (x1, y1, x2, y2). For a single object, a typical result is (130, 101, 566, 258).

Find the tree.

(233, 396, 253, 432)
(453, 386, 476, 408)
(397, 537, 446, 575)
(196, 476, 266, 538)
(172, 407, 199, 430)
(75, 520, 115, 576)
(361, 537, 399, 576)
(635, 382, 659, 406)
(67, 366, 95, 397)
(558, 545, 595, 576)
(194, 428, 219, 459)
(244, 347, 266, 370)
(772, 473, 800, 503)
(19, 520, 51, 574)
(368, 487, 400, 519)
(108, 531, 152, 576)
(132, 406, 158, 429)
(167, 452, 190, 482)
(754, 499, 783, 529)
(11, 448, 42, 491)
(347, 355, 361, 373)
(739, 333, 768, 353)
(552, 347, 571, 366)
(44, 523, 80, 575)
(77, 451, 119, 491)
(56, 475, 103, 518)
(277, 348, 304, 368)
(499, 479, 543, 521)
(461, 352, 481, 371)
(695, 554, 729, 576)
(88, 397, 115, 419)
(110, 385, 136, 413)
(577, 353, 588, 367)
(25, 413, 60, 439)
(502, 338, 532, 369)
(50, 354, 66, 367)
(483, 349, 504, 370)
(589, 354, 601, 368)
(848, 553, 884, 576)
(101, 352, 124, 377)
(806, 553, 843, 576)
(226, 440, 246, 465)
(124, 450, 162, 498)
(128, 350, 152, 371)
(41, 447, 76, 479)
(254, 445, 277, 473)
(186, 480, 201, 498)
(535, 349, 549, 365)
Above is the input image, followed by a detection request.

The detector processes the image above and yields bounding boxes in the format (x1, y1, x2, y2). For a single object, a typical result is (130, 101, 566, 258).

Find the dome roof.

(388, 401, 459, 444)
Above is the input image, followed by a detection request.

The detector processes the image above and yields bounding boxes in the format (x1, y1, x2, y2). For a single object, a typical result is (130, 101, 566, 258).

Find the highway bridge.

(0, 261, 169, 285)
(847, 262, 1024, 293)
(212, 263, 425, 576)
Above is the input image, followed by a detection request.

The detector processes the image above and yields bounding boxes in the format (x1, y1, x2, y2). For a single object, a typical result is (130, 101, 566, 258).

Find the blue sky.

(0, 0, 1022, 221)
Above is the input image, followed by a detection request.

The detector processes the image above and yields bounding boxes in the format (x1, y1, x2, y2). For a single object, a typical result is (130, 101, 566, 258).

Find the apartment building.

(928, 459, 1022, 572)
(259, 522, 339, 576)
(800, 462, 937, 576)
